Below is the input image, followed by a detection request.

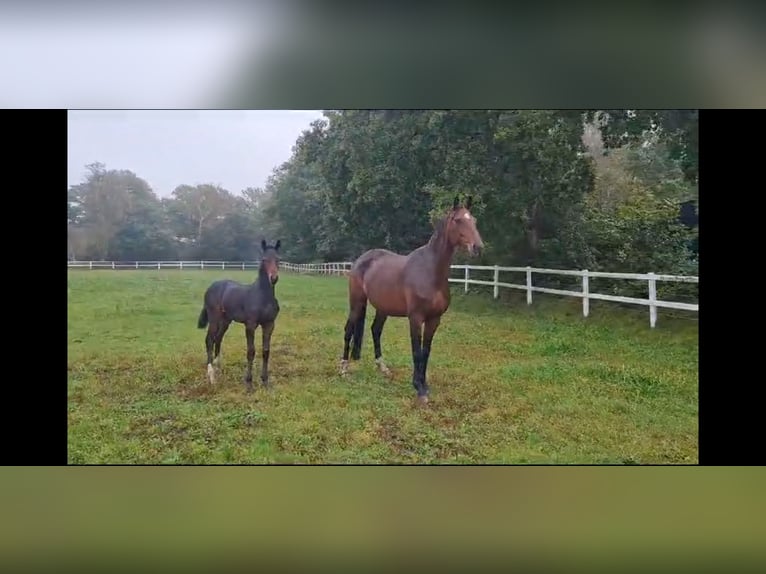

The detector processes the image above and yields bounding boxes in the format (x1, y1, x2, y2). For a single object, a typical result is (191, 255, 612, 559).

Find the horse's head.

(260, 239, 281, 285)
(447, 195, 484, 256)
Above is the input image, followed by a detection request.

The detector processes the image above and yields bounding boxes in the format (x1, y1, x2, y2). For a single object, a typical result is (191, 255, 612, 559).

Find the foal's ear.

(261, 238, 267, 252)
(453, 195, 460, 210)
(274, 239, 281, 251)
(466, 195, 473, 211)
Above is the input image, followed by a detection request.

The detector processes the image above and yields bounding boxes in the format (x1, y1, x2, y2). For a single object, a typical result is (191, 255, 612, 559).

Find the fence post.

(135, 261, 138, 269)
(493, 265, 499, 299)
(242, 262, 245, 270)
(157, 262, 161, 270)
(89, 261, 92, 270)
(180, 261, 183, 270)
(222, 262, 225, 270)
(582, 270, 589, 318)
(648, 272, 657, 328)
(201, 261, 204, 270)
(464, 267, 469, 293)
(112, 262, 115, 270)
(526, 266, 532, 305)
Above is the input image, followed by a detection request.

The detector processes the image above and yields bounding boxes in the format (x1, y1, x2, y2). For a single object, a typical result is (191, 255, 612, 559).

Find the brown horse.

(340, 196, 484, 404)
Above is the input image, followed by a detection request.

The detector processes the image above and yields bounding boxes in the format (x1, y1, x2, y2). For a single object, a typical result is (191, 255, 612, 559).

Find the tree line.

(68, 110, 698, 296)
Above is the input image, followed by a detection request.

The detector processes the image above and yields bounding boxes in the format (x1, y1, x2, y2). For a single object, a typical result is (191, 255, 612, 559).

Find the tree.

(596, 109, 698, 185)
(67, 162, 162, 260)
(164, 184, 242, 258)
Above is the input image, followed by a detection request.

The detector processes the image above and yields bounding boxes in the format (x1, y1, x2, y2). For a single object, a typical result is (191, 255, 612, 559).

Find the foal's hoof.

(416, 395, 429, 406)
(339, 359, 349, 376)
(207, 364, 216, 384)
(375, 359, 392, 376)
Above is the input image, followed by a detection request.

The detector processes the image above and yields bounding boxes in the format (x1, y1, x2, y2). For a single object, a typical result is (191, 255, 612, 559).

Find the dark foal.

(197, 239, 281, 391)
(341, 196, 484, 404)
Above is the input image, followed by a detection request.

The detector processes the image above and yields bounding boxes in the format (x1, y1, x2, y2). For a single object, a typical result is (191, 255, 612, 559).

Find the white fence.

(67, 260, 698, 328)
(67, 260, 265, 271)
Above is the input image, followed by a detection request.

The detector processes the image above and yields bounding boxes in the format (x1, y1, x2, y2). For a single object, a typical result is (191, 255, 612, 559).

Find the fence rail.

(67, 260, 698, 328)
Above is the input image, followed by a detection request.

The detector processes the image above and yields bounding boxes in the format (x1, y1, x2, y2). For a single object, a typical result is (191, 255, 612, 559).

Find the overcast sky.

(67, 110, 326, 197)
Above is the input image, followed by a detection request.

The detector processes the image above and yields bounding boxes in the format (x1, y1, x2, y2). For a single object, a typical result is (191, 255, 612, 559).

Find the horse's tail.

(197, 307, 209, 329)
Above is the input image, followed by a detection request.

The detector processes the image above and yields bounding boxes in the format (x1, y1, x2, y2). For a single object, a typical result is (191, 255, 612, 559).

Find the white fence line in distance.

(67, 260, 698, 328)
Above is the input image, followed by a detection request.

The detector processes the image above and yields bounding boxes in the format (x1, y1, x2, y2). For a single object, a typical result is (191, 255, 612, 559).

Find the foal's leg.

(371, 311, 391, 375)
(243, 326, 256, 392)
(205, 319, 218, 384)
(260, 321, 275, 388)
(420, 316, 442, 398)
(408, 314, 426, 403)
(213, 319, 231, 369)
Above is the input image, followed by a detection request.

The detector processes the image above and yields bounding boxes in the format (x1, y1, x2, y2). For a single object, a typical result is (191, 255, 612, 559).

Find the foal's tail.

(197, 307, 209, 329)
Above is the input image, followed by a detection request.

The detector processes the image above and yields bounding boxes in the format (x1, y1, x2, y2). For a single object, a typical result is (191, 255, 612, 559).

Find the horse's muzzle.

(469, 244, 482, 257)
(270, 274, 279, 285)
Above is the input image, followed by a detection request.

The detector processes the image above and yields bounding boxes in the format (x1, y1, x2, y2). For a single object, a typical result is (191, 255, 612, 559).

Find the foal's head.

(260, 239, 281, 285)
(445, 195, 484, 256)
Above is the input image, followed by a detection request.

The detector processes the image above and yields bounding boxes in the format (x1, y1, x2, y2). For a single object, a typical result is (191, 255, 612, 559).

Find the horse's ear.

(261, 239, 267, 252)
(274, 239, 281, 251)
(453, 195, 460, 210)
(466, 195, 473, 211)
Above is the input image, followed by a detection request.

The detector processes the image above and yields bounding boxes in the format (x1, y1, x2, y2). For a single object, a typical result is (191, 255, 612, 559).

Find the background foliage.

(68, 110, 698, 297)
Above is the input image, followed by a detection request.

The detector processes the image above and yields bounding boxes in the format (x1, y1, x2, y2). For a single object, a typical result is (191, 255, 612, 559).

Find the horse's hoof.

(417, 395, 429, 406)
(207, 364, 216, 384)
(340, 359, 349, 376)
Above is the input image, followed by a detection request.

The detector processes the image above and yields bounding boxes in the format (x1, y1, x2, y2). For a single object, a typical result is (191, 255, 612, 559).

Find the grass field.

(67, 270, 698, 464)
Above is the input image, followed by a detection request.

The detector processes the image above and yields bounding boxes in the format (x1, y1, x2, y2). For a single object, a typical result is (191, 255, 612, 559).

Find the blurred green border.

(2, 466, 763, 571)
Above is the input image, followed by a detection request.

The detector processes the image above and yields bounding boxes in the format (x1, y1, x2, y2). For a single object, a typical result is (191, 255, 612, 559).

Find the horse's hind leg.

(341, 316, 354, 375)
(341, 276, 367, 375)
(341, 303, 366, 374)
(213, 319, 231, 369)
(371, 311, 391, 375)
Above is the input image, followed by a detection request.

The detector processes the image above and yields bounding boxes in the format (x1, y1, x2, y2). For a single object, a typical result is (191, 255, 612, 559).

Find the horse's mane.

(428, 213, 450, 247)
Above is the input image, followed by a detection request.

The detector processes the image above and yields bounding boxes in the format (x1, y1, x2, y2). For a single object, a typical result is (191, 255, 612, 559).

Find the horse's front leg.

(244, 326, 256, 392)
(408, 314, 426, 404)
(260, 321, 275, 388)
(420, 315, 441, 398)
